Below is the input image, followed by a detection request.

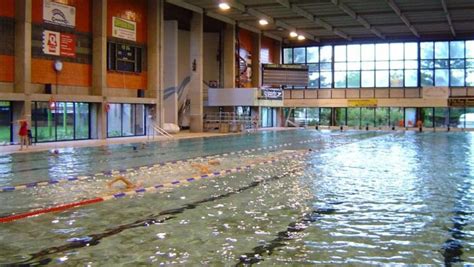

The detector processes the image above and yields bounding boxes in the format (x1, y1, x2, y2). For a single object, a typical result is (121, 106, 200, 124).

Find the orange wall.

(107, 0, 147, 89)
(261, 36, 279, 64)
(31, 59, 91, 87)
(238, 29, 253, 53)
(32, 0, 92, 33)
(107, 72, 147, 90)
(0, 56, 14, 82)
(0, 0, 15, 17)
(107, 0, 147, 43)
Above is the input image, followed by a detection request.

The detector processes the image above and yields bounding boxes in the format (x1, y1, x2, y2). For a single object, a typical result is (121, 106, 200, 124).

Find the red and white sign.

(42, 30, 76, 58)
(43, 30, 60, 56)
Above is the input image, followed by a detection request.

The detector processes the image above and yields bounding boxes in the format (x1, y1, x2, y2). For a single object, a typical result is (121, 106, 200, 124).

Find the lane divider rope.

(0, 150, 311, 223)
(0, 138, 320, 193)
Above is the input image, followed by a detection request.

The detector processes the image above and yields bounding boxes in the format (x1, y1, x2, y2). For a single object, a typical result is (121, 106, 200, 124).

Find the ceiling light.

(297, 35, 306, 40)
(259, 19, 269, 26)
(289, 31, 298, 38)
(218, 2, 230, 10)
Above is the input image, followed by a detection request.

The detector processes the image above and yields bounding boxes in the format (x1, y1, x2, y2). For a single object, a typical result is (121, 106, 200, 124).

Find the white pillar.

(163, 20, 178, 124)
(189, 12, 203, 132)
(222, 23, 235, 88)
(147, 0, 164, 126)
(92, 0, 107, 139)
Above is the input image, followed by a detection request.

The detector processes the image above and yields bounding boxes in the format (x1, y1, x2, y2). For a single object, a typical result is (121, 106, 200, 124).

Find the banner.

(42, 30, 76, 57)
(112, 17, 137, 41)
(347, 99, 378, 107)
(43, 0, 76, 28)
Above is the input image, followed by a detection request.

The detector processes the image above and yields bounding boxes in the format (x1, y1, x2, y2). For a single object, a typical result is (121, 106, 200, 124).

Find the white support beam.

(165, 0, 203, 14)
(331, 0, 385, 39)
(205, 11, 236, 25)
(277, 1, 351, 40)
(386, 0, 420, 38)
(441, 0, 456, 37)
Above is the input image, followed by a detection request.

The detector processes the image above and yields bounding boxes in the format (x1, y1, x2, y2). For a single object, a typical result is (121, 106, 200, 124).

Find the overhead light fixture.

(259, 19, 269, 26)
(289, 31, 298, 38)
(297, 35, 306, 41)
(218, 2, 230, 10)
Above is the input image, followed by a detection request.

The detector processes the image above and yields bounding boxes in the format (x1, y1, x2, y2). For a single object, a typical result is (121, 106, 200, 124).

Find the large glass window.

(284, 40, 473, 88)
(31, 102, 90, 142)
(107, 103, 146, 137)
(0, 102, 11, 144)
(434, 107, 449, 128)
(335, 108, 346, 126)
(306, 108, 319, 126)
(421, 108, 434, 128)
(390, 107, 404, 127)
(375, 107, 389, 127)
(347, 108, 360, 127)
(361, 107, 375, 127)
(319, 108, 332, 126)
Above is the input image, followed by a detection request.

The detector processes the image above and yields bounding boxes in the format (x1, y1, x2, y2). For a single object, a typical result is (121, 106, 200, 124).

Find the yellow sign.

(347, 99, 378, 107)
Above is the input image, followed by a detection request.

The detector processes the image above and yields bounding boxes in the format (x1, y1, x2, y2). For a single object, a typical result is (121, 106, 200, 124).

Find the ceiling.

(174, 0, 474, 45)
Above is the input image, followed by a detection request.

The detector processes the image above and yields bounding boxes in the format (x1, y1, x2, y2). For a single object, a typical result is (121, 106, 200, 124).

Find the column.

(147, 0, 164, 126)
(14, 0, 32, 135)
(92, 0, 107, 139)
(163, 20, 178, 124)
(251, 32, 261, 88)
(222, 23, 235, 88)
(189, 12, 203, 132)
(273, 39, 282, 64)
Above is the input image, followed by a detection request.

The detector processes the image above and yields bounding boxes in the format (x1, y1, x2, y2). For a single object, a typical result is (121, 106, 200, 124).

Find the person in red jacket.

(18, 119, 29, 151)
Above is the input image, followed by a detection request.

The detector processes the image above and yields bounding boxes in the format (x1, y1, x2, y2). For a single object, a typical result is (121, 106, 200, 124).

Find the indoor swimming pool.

(0, 130, 473, 265)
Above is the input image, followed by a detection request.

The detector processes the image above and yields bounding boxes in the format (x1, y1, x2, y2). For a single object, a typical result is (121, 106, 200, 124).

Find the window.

(283, 48, 293, 64)
(107, 103, 146, 137)
(293, 47, 305, 63)
(0, 102, 11, 144)
(31, 102, 90, 142)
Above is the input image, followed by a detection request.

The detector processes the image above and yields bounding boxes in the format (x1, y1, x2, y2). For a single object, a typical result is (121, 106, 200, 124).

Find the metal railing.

(204, 112, 258, 132)
(148, 123, 173, 140)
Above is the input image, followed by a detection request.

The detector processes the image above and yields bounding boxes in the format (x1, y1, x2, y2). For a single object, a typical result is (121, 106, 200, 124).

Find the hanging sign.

(347, 99, 378, 107)
(42, 31, 76, 57)
(43, 0, 76, 28)
(112, 17, 137, 41)
(260, 88, 283, 100)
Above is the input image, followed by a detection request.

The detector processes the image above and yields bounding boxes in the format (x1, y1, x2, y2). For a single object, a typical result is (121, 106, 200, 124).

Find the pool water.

(0, 130, 473, 265)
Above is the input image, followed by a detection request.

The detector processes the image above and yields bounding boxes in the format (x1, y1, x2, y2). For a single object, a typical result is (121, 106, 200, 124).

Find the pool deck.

(0, 127, 297, 155)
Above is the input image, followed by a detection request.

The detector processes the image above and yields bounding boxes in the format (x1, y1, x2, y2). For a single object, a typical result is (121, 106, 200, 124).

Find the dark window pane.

(283, 48, 293, 64)
(0, 102, 11, 144)
(319, 108, 332, 126)
(421, 108, 434, 128)
(421, 69, 434, 86)
(450, 59, 464, 69)
(307, 47, 319, 63)
(308, 63, 319, 72)
(435, 42, 449, 59)
(390, 107, 404, 127)
(334, 72, 346, 88)
(347, 71, 360, 88)
(450, 69, 465, 86)
(390, 70, 404, 87)
(75, 103, 89, 139)
(361, 71, 374, 87)
(405, 70, 418, 87)
(107, 104, 122, 137)
(335, 108, 346, 126)
(434, 59, 448, 68)
(421, 60, 434, 69)
(293, 47, 305, 63)
(435, 69, 449, 86)
(320, 62, 332, 71)
(56, 102, 74, 141)
(420, 42, 434, 59)
(361, 107, 375, 127)
(450, 41, 465, 58)
(466, 59, 474, 68)
(35, 102, 56, 142)
(347, 108, 360, 127)
(376, 107, 389, 127)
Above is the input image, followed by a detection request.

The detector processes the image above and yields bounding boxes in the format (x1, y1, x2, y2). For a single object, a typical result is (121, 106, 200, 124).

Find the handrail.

(148, 122, 173, 140)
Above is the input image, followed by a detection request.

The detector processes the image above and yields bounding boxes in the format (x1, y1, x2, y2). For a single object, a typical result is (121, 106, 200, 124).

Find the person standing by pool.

(17, 119, 29, 150)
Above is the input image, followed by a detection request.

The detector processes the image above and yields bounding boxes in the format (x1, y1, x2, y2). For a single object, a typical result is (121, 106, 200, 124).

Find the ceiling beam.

(386, 0, 420, 38)
(441, 0, 456, 37)
(227, 0, 319, 42)
(165, 0, 203, 14)
(331, 0, 385, 39)
(275, 0, 351, 40)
